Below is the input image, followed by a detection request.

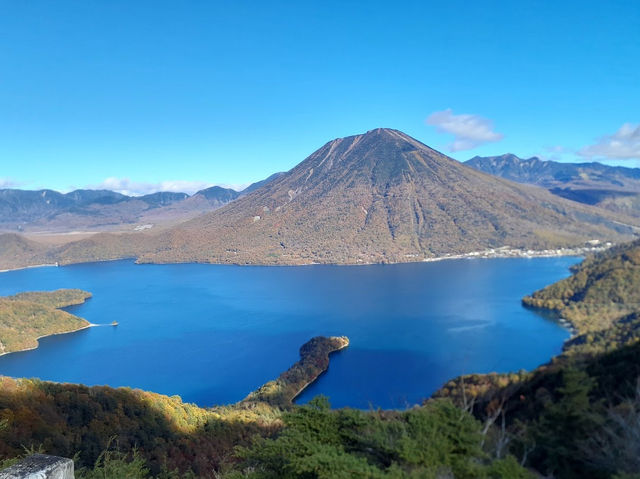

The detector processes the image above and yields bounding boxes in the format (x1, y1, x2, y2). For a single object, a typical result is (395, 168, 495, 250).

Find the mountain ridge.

(0, 174, 282, 234)
(138, 128, 639, 265)
(2, 128, 639, 269)
(465, 154, 640, 216)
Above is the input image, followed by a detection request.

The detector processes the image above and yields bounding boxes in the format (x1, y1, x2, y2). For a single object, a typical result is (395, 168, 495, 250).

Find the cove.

(0, 257, 579, 409)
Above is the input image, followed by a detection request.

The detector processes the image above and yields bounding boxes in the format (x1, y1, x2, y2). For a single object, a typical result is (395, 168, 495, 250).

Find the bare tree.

(583, 377, 640, 474)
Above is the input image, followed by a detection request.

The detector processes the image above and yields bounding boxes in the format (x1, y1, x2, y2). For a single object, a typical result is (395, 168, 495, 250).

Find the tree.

(531, 368, 603, 478)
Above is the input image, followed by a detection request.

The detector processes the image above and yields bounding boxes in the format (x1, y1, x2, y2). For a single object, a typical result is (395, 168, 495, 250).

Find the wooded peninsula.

(0, 289, 92, 356)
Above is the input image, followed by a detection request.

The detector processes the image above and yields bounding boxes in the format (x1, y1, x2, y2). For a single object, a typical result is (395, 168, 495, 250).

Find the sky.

(0, 0, 639, 195)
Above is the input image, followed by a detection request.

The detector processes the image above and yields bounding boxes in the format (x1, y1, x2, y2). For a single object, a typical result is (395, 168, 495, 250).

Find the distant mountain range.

(0, 175, 283, 233)
(465, 154, 640, 217)
(2, 128, 639, 269)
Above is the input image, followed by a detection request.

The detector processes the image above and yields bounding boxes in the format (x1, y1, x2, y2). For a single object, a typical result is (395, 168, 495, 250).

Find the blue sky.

(0, 0, 639, 194)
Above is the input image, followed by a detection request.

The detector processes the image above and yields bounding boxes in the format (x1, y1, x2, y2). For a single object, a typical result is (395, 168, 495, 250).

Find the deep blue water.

(0, 257, 578, 409)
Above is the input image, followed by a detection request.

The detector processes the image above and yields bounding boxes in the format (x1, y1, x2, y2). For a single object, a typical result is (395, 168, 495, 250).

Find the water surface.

(0, 257, 578, 408)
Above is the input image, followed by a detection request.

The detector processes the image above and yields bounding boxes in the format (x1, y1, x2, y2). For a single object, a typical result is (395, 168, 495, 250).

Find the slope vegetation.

(523, 238, 640, 355)
(141, 128, 638, 265)
(2, 129, 639, 269)
(0, 289, 92, 355)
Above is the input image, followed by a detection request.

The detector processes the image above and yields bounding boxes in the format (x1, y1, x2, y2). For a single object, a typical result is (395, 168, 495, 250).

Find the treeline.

(6, 289, 92, 309)
(522, 238, 640, 356)
(0, 376, 279, 477)
(0, 387, 533, 478)
(227, 397, 532, 478)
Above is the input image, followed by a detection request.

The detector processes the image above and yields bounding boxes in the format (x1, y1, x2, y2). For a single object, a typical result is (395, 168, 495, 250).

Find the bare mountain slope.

(138, 129, 639, 265)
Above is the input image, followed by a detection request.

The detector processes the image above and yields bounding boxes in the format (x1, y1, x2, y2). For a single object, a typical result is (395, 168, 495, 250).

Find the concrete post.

(0, 454, 74, 479)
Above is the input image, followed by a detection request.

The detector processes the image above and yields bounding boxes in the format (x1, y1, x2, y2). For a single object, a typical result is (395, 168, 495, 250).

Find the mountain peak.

(325, 128, 423, 149)
(363, 127, 403, 136)
(139, 129, 636, 266)
(286, 128, 455, 190)
(358, 127, 425, 145)
(468, 153, 542, 165)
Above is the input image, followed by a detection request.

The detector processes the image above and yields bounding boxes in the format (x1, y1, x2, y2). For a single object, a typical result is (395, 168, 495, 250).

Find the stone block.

(0, 454, 74, 479)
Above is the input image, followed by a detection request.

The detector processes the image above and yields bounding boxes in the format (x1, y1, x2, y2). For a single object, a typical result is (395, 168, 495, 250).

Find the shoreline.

(290, 341, 349, 403)
(0, 244, 608, 273)
(0, 322, 97, 358)
(420, 245, 609, 263)
(241, 336, 350, 407)
(0, 263, 59, 274)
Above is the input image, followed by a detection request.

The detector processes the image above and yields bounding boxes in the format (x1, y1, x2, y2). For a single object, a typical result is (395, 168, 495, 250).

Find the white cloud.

(579, 123, 640, 160)
(89, 177, 247, 196)
(426, 109, 504, 151)
(545, 145, 568, 154)
(0, 178, 20, 188)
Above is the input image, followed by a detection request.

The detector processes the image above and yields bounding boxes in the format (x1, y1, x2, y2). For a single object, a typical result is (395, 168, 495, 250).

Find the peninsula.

(241, 335, 350, 407)
(0, 289, 92, 356)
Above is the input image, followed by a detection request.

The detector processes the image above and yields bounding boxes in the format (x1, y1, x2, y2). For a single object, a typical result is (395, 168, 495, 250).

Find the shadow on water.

(523, 303, 567, 328)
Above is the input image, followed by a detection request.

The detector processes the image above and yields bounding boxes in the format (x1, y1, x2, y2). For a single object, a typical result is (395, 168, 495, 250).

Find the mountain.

(465, 154, 640, 188)
(193, 185, 240, 204)
(136, 128, 639, 266)
(64, 189, 130, 205)
(0, 187, 234, 233)
(465, 154, 640, 216)
(138, 191, 189, 207)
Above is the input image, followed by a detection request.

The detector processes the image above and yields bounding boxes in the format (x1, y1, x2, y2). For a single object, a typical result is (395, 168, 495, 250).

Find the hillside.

(0, 234, 50, 270)
(0, 230, 162, 270)
(466, 154, 640, 216)
(139, 128, 639, 265)
(0, 289, 92, 355)
(522, 238, 640, 356)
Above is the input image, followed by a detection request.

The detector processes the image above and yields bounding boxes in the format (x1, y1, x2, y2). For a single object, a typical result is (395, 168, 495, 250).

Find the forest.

(0, 289, 91, 355)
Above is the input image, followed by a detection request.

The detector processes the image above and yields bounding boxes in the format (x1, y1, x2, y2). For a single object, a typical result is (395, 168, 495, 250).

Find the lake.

(0, 257, 578, 409)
